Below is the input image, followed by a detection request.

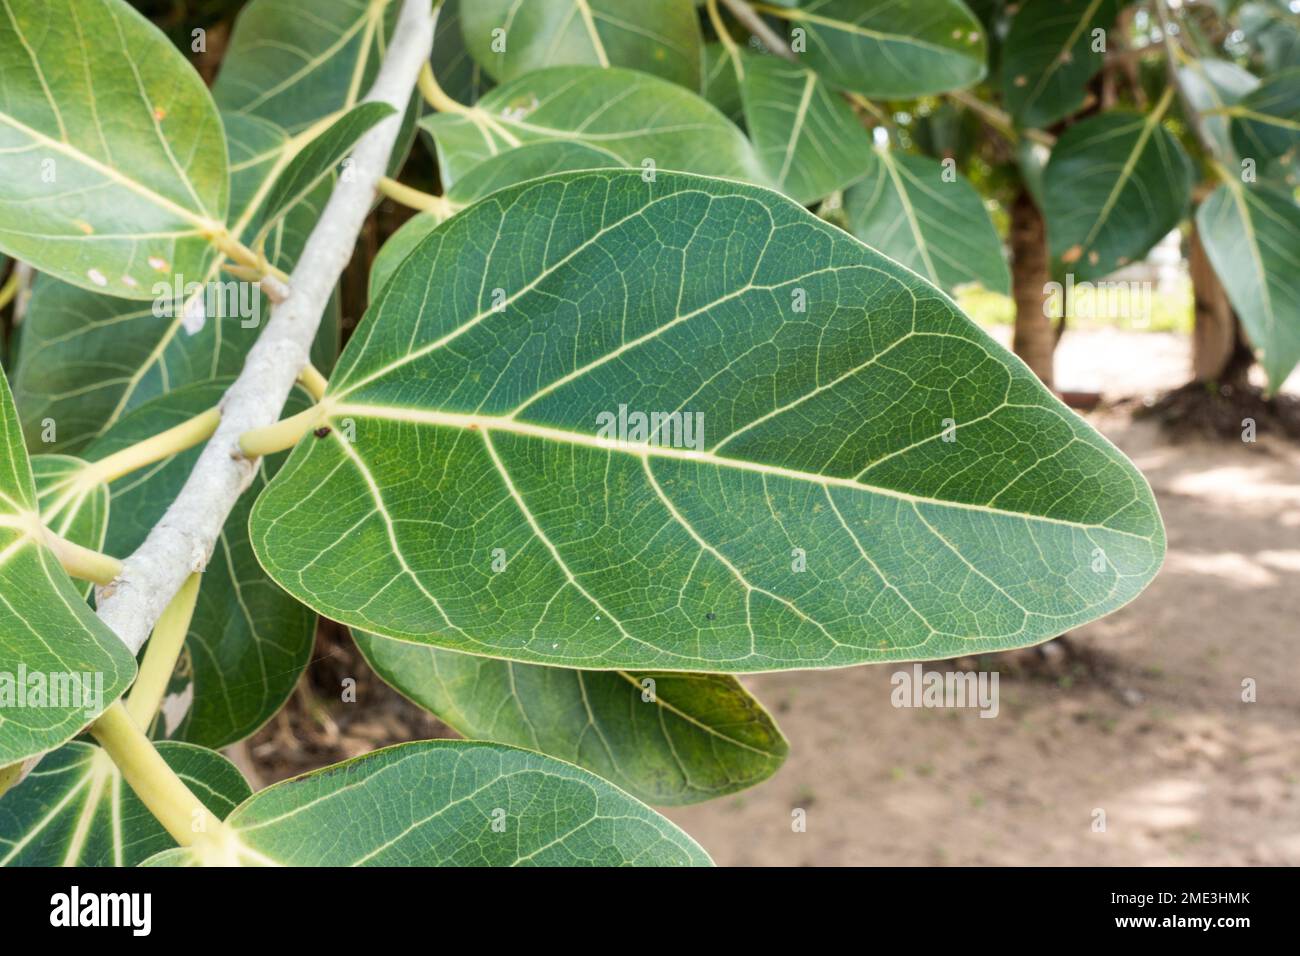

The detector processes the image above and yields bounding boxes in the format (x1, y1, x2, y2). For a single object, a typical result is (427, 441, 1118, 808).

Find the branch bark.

(94, 0, 434, 654)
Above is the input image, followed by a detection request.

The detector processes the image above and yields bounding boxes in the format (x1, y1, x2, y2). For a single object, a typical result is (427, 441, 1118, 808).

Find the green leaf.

(353, 630, 788, 806)
(419, 66, 767, 187)
(0, 0, 228, 300)
(11, 116, 339, 453)
(737, 53, 873, 205)
(844, 148, 1010, 294)
(431, 0, 493, 105)
(1043, 104, 1194, 281)
(461, 0, 703, 89)
(757, 0, 987, 98)
(0, 370, 136, 765)
(142, 740, 711, 866)
(0, 741, 249, 867)
(251, 170, 1164, 672)
(213, 0, 401, 134)
(1002, 0, 1120, 130)
(32, 454, 110, 600)
(1231, 67, 1300, 172)
(246, 102, 396, 243)
(79, 380, 316, 749)
(369, 141, 627, 299)
(1196, 181, 1300, 393)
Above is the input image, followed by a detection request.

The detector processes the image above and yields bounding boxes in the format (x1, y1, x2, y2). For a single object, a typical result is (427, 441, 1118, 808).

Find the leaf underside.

(251, 170, 1164, 674)
(738, 53, 873, 205)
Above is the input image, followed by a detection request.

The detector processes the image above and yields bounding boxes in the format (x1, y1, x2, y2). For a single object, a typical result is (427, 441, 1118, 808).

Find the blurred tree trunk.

(1010, 187, 1054, 389)
(1189, 224, 1253, 388)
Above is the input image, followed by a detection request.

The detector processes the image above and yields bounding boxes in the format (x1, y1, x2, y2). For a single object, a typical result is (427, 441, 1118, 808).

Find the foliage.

(0, 0, 1293, 867)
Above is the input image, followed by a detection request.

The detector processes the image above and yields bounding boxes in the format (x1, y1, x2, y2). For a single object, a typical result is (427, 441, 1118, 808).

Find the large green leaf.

(76, 381, 316, 749)
(142, 741, 711, 866)
(1230, 67, 1300, 172)
(737, 52, 873, 205)
(368, 141, 626, 299)
(420, 66, 767, 187)
(844, 148, 1010, 294)
(251, 170, 1164, 673)
(354, 630, 788, 806)
(461, 0, 702, 89)
(755, 0, 987, 98)
(1196, 181, 1300, 393)
(0, 741, 249, 867)
(1002, 0, 1120, 129)
(1043, 105, 1194, 281)
(0, 0, 228, 300)
(0, 370, 136, 765)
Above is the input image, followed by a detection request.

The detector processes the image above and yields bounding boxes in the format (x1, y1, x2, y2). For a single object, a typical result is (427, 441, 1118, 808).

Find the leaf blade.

(143, 740, 712, 866)
(0, 741, 249, 867)
(0, 0, 228, 299)
(354, 629, 788, 806)
(0, 370, 136, 765)
(1196, 181, 1300, 393)
(461, 0, 703, 89)
(759, 0, 987, 98)
(252, 170, 1164, 673)
(844, 148, 1011, 294)
(419, 65, 767, 187)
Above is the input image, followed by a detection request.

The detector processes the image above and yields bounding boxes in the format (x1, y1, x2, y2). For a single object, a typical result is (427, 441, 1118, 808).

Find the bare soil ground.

(248, 329, 1300, 866)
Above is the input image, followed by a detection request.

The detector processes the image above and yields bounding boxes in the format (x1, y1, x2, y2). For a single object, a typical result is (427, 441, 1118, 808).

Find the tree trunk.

(1189, 224, 1252, 388)
(1010, 187, 1055, 389)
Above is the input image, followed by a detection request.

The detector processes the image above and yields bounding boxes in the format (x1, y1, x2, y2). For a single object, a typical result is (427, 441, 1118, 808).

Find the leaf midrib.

(755, 2, 974, 59)
(325, 400, 1151, 542)
(0, 108, 219, 232)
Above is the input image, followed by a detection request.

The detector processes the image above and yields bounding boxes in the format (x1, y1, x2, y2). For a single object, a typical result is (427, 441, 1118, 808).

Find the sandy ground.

(662, 330, 1300, 866)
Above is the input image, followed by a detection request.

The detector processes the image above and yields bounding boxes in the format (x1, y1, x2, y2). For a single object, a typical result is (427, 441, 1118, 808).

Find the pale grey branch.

(94, 0, 434, 654)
